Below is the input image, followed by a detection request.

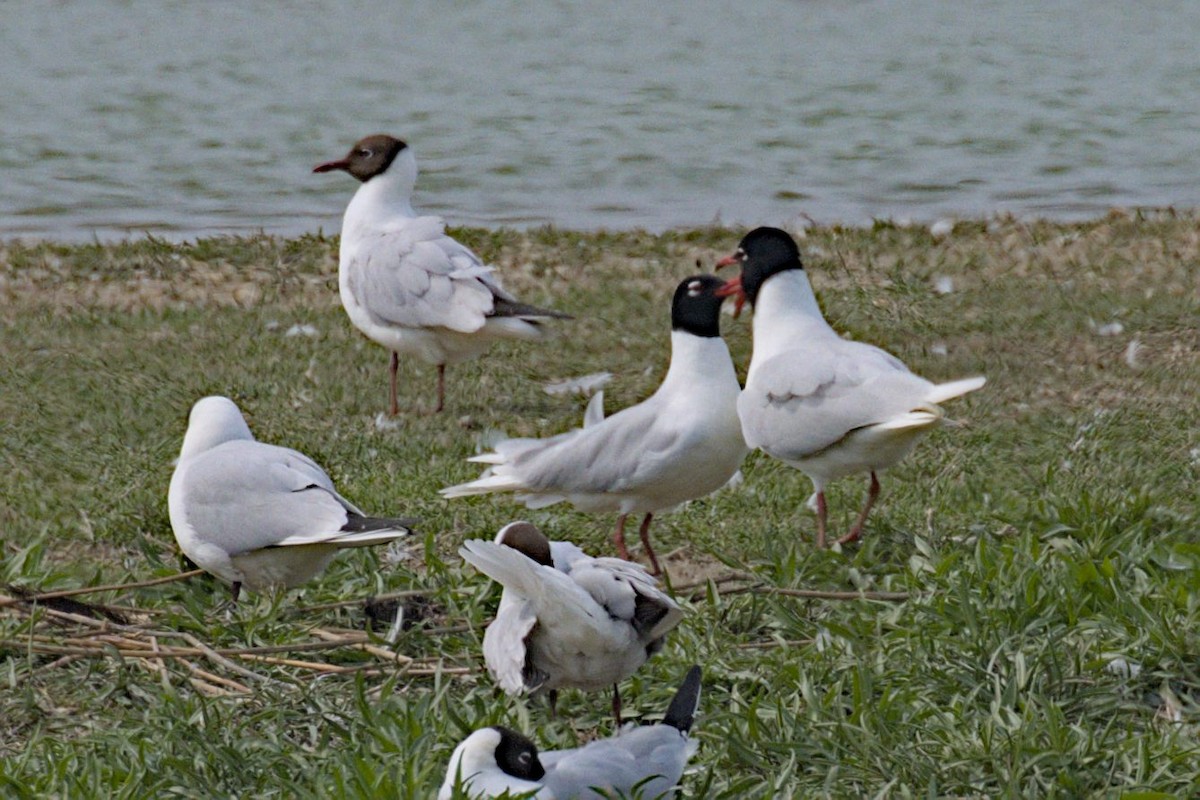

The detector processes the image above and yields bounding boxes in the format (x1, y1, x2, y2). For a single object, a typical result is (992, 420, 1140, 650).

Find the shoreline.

(2, 205, 1194, 248)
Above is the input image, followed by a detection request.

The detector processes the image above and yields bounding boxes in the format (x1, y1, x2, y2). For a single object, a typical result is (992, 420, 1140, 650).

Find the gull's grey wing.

(176, 440, 357, 555)
(739, 340, 935, 458)
(542, 726, 690, 799)
(347, 216, 498, 333)
(499, 397, 701, 496)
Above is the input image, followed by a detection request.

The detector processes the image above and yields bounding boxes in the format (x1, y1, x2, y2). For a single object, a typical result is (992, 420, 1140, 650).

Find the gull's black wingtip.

(662, 665, 702, 733)
(341, 513, 420, 534)
(490, 296, 574, 320)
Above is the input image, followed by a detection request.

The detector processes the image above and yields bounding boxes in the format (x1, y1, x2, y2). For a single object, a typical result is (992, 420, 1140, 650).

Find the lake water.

(3, 1, 1199, 240)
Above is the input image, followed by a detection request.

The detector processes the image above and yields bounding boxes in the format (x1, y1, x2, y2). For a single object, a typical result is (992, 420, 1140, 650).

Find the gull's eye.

(687, 280, 703, 297)
(518, 751, 532, 766)
(358, 148, 373, 158)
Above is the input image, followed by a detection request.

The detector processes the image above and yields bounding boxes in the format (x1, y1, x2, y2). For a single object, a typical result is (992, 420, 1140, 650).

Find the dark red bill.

(313, 158, 351, 174)
(715, 275, 747, 318)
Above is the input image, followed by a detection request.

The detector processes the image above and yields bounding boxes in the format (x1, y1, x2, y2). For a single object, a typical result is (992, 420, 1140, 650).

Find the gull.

(442, 274, 747, 574)
(459, 522, 683, 724)
(314, 134, 570, 414)
(438, 664, 702, 800)
(717, 227, 986, 547)
(168, 396, 416, 600)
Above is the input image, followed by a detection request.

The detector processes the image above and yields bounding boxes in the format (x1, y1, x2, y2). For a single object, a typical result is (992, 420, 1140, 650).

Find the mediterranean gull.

(441, 274, 747, 574)
(717, 226, 986, 547)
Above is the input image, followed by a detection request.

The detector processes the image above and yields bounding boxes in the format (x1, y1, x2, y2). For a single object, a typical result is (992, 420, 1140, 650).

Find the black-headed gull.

(313, 135, 570, 414)
(168, 396, 415, 600)
(459, 522, 683, 724)
(442, 275, 747, 574)
(438, 664, 702, 799)
(717, 227, 986, 547)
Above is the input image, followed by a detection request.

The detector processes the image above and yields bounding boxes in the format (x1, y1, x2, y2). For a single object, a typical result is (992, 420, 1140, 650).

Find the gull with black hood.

(442, 274, 747, 574)
(717, 226, 986, 547)
(438, 665, 703, 799)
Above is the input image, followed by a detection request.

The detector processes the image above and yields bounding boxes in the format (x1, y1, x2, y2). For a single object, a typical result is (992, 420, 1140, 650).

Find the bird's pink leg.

(638, 512, 661, 575)
(434, 364, 446, 413)
(839, 471, 881, 545)
(815, 491, 828, 548)
(613, 513, 631, 560)
(388, 351, 400, 416)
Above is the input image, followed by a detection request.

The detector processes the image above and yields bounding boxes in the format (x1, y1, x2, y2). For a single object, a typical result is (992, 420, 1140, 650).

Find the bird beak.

(715, 254, 741, 269)
(313, 158, 351, 174)
(715, 275, 747, 318)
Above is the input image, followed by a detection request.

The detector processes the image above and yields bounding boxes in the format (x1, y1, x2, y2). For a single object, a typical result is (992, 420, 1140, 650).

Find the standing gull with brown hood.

(314, 135, 569, 414)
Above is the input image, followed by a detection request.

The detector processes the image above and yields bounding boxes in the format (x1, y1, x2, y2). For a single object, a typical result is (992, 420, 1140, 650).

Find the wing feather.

(176, 441, 356, 555)
(740, 340, 936, 458)
(348, 216, 498, 333)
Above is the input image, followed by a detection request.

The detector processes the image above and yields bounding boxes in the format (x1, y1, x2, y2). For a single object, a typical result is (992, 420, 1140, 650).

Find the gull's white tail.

(926, 376, 987, 405)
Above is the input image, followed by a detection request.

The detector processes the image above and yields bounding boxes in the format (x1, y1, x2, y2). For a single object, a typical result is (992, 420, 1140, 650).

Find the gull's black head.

(670, 274, 727, 338)
(313, 134, 408, 183)
(492, 726, 545, 781)
(716, 227, 804, 311)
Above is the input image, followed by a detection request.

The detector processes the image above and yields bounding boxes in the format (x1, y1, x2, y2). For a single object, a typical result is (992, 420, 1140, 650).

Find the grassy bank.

(1, 214, 1198, 798)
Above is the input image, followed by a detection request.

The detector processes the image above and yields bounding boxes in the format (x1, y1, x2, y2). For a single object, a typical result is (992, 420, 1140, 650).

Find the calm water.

(3, 1, 1199, 240)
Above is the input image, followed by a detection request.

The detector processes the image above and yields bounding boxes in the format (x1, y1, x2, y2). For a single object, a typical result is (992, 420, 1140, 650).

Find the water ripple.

(1, 0, 1199, 240)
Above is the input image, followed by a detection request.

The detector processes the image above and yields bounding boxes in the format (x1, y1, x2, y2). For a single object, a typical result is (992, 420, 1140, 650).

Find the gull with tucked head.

(168, 396, 415, 601)
(459, 521, 684, 724)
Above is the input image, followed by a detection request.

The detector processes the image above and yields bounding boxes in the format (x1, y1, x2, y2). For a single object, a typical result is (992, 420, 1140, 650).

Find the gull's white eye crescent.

(358, 148, 373, 158)
(518, 751, 532, 766)
(687, 280, 703, 297)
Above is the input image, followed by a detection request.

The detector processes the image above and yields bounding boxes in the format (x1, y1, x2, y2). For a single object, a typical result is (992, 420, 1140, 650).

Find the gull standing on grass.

(439, 664, 702, 799)
(168, 396, 415, 601)
(459, 522, 683, 724)
(716, 227, 986, 547)
(314, 134, 570, 415)
(442, 274, 748, 574)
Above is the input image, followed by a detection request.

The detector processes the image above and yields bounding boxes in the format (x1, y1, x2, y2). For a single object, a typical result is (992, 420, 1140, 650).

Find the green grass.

(1, 214, 1198, 798)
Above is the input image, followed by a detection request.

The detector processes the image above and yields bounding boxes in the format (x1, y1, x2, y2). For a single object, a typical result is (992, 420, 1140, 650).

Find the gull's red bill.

(715, 275, 746, 318)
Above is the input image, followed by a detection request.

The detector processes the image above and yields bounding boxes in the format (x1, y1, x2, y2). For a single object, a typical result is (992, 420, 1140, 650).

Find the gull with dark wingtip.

(717, 226, 986, 547)
(168, 396, 416, 601)
(442, 275, 747, 574)
(314, 135, 570, 414)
